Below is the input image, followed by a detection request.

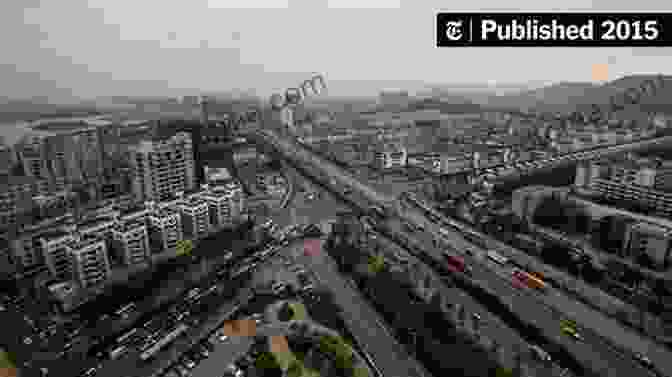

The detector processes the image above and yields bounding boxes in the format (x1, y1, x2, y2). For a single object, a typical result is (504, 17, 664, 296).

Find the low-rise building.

(373, 142, 407, 169)
(575, 159, 672, 217)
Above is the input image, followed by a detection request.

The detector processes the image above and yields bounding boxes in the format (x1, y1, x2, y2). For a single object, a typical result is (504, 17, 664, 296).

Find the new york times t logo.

(437, 14, 472, 46)
(445, 21, 464, 40)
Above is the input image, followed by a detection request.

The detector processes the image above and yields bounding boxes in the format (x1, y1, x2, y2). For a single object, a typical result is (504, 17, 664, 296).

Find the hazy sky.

(2, 0, 671, 99)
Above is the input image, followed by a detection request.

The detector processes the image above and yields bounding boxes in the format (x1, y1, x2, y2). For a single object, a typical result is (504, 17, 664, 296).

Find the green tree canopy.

(286, 360, 304, 377)
(278, 302, 295, 322)
(318, 336, 354, 372)
(255, 351, 281, 371)
(367, 254, 386, 275)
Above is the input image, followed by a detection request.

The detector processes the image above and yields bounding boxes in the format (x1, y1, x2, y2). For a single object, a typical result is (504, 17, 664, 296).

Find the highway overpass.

(477, 135, 672, 183)
(248, 129, 672, 377)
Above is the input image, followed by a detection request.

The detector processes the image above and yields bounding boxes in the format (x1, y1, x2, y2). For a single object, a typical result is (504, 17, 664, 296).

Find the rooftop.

(68, 234, 105, 249)
(177, 196, 208, 207)
(114, 219, 146, 233)
(149, 207, 179, 219)
(199, 186, 235, 200)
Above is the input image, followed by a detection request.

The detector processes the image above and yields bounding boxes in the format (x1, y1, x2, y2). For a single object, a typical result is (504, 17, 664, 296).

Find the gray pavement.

(252, 129, 671, 377)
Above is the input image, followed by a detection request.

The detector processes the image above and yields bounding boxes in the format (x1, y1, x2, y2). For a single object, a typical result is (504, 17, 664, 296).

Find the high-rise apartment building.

(129, 132, 196, 202)
(0, 176, 35, 231)
(147, 208, 183, 253)
(72, 127, 105, 182)
(197, 181, 246, 228)
(171, 196, 210, 239)
(40, 231, 75, 280)
(111, 219, 150, 266)
(67, 234, 111, 289)
(16, 125, 107, 195)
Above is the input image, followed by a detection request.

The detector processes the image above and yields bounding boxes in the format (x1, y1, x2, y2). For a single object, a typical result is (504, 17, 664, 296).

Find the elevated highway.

(477, 135, 672, 183)
(249, 129, 672, 377)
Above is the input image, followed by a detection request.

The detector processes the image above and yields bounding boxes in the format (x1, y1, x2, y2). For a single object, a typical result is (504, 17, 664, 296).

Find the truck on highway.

(486, 250, 509, 265)
(512, 269, 548, 292)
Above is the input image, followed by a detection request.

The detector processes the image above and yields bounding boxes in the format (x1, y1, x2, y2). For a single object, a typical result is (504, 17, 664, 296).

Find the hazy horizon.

(2, 0, 671, 102)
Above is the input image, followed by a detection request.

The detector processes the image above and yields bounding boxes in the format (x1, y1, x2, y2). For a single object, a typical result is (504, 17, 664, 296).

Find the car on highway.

(303, 223, 323, 237)
(297, 273, 315, 291)
(216, 330, 229, 342)
(224, 363, 245, 377)
(634, 353, 655, 370)
(289, 264, 306, 273)
(181, 355, 197, 369)
(173, 364, 190, 377)
(529, 344, 552, 363)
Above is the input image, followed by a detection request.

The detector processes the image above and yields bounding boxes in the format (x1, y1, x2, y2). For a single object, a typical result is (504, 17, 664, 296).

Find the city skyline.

(2, 0, 671, 101)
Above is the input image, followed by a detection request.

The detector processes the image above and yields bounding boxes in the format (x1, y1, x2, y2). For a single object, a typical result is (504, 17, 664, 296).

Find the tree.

(286, 360, 304, 377)
(367, 254, 386, 275)
(176, 239, 194, 256)
(318, 336, 354, 373)
(255, 352, 283, 377)
(278, 302, 295, 322)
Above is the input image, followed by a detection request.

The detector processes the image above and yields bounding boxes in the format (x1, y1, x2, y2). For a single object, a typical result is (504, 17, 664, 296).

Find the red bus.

(445, 254, 467, 274)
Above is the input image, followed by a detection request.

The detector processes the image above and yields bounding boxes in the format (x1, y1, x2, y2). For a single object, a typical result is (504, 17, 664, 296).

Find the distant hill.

(405, 97, 484, 114)
(0, 100, 104, 122)
(472, 82, 599, 112)
(467, 75, 672, 117)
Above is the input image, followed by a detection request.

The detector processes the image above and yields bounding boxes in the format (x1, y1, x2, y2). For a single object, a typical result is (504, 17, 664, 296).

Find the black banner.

(436, 13, 672, 47)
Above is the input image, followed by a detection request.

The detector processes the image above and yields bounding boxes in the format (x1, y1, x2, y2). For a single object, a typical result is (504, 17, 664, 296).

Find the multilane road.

(252, 129, 671, 377)
(285, 240, 431, 377)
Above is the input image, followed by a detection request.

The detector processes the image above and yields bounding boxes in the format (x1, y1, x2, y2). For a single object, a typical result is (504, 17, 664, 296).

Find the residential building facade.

(129, 132, 196, 202)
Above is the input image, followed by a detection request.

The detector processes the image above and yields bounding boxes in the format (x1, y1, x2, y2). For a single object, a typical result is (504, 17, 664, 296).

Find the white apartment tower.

(147, 208, 183, 253)
(67, 235, 111, 289)
(40, 231, 75, 280)
(111, 219, 151, 266)
(173, 196, 211, 239)
(197, 181, 246, 228)
(129, 132, 196, 202)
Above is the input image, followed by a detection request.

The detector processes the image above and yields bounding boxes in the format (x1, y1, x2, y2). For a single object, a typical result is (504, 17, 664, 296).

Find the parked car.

(529, 344, 551, 362)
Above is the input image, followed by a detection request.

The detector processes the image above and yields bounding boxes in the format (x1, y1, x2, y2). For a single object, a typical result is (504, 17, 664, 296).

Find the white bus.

(486, 250, 509, 265)
(140, 324, 189, 362)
